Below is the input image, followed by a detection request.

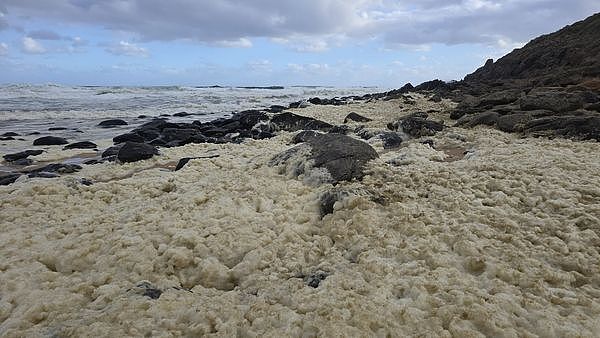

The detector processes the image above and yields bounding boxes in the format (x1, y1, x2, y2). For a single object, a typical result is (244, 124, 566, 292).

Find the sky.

(0, 0, 598, 87)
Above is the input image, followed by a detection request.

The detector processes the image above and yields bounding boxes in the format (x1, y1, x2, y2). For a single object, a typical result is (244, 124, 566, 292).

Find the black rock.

(379, 132, 403, 149)
(3, 149, 44, 162)
(48, 127, 68, 131)
(33, 136, 69, 146)
(12, 158, 33, 166)
(343, 112, 372, 123)
(497, 113, 535, 132)
(102, 145, 124, 158)
(0, 173, 21, 186)
(328, 125, 350, 135)
(63, 141, 98, 150)
(269, 105, 287, 113)
(28, 172, 60, 179)
(306, 272, 328, 288)
(388, 113, 444, 138)
(29, 163, 82, 174)
(291, 130, 321, 144)
(0, 137, 15, 141)
(2, 132, 20, 137)
(456, 111, 500, 128)
(80, 178, 94, 186)
(523, 114, 600, 141)
(98, 119, 128, 128)
(308, 97, 322, 105)
(113, 132, 145, 143)
(117, 142, 159, 163)
(271, 133, 379, 183)
(173, 112, 192, 117)
(319, 189, 349, 218)
(271, 112, 333, 132)
(137, 115, 148, 119)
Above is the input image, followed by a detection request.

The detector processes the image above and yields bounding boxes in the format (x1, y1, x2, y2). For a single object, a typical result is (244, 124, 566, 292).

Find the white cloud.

(21, 37, 46, 54)
(214, 38, 253, 48)
(0, 42, 8, 55)
(105, 41, 149, 57)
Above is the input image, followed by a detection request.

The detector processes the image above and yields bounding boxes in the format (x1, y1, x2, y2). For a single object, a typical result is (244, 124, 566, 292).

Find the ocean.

(0, 84, 383, 151)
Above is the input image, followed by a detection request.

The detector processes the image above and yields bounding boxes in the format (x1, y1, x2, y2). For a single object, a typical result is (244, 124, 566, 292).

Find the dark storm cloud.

(2, 0, 599, 47)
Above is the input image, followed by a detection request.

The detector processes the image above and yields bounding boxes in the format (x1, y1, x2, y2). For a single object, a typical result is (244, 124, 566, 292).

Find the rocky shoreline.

(0, 12, 599, 338)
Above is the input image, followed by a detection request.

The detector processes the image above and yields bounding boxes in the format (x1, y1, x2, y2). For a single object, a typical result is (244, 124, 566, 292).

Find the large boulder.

(63, 141, 98, 150)
(523, 114, 600, 141)
(270, 133, 378, 184)
(117, 142, 159, 163)
(271, 112, 333, 132)
(388, 113, 444, 138)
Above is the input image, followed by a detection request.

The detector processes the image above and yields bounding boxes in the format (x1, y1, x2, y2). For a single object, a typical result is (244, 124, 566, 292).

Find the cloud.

(213, 38, 252, 48)
(0, 6, 8, 30)
(0, 42, 8, 55)
(2, 0, 600, 50)
(105, 41, 149, 57)
(27, 29, 62, 40)
(21, 37, 46, 54)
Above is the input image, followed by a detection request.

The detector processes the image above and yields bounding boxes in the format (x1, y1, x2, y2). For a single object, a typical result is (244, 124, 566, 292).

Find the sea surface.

(0, 84, 383, 142)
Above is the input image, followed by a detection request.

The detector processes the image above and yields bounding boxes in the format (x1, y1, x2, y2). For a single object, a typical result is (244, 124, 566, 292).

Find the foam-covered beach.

(2, 94, 599, 337)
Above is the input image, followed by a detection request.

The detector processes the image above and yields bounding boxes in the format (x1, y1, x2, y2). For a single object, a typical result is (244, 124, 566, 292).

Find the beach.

(1, 94, 599, 337)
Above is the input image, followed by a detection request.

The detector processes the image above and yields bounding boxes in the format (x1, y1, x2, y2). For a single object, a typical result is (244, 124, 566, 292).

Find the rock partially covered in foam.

(270, 133, 378, 185)
(117, 142, 159, 163)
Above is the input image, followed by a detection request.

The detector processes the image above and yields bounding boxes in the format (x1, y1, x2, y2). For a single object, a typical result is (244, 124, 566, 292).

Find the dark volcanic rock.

(291, 130, 321, 144)
(389, 113, 444, 138)
(113, 132, 145, 143)
(518, 89, 593, 113)
(379, 132, 404, 149)
(3, 149, 44, 162)
(0, 173, 21, 186)
(48, 127, 68, 131)
(27, 163, 82, 176)
(98, 119, 128, 128)
(12, 158, 33, 166)
(328, 125, 350, 135)
(271, 112, 333, 132)
(344, 112, 372, 123)
(523, 114, 600, 141)
(102, 144, 124, 158)
(465, 13, 600, 86)
(271, 133, 378, 183)
(0, 136, 15, 141)
(456, 111, 500, 128)
(117, 142, 159, 163)
(306, 272, 328, 288)
(173, 112, 192, 117)
(63, 141, 98, 150)
(2, 132, 19, 137)
(33, 136, 69, 146)
(497, 113, 536, 132)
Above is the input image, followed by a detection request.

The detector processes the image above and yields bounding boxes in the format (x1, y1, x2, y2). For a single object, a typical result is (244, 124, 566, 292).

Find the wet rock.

(3, 149, 43, 162)
(319, 189, 349, 218)
(269, 105, 287, 113)
(271, 112, 333, 132)
(271, 133, 378, 183)
(344, 112, 372, 123)
(2, 132, 19, 137)
(113, 132, 145, 144)
(173, 112, 192, 117)
(389, 114, 444, 138)
(63, 141, 98, 150)
(0, 136, 15, 141)
(98, 119, 128, 128)
(137, 115, 148, 119)
(305, 272, 328, 288)
(28, 172, 60, 179)
(292, 130, 321, 144)
(117, 142, 159, 163)
(379, 132, 403, 149)
(0, 173, 21, 186)
(80, 178, 94, 186)
(102, 144, 124, 158)
(48, 127, 68, 131)
(30, 163, 82, 174)
(12, 158, 33, 166)
(328, 125, 350, 135)
(33, 136, 69, 146)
